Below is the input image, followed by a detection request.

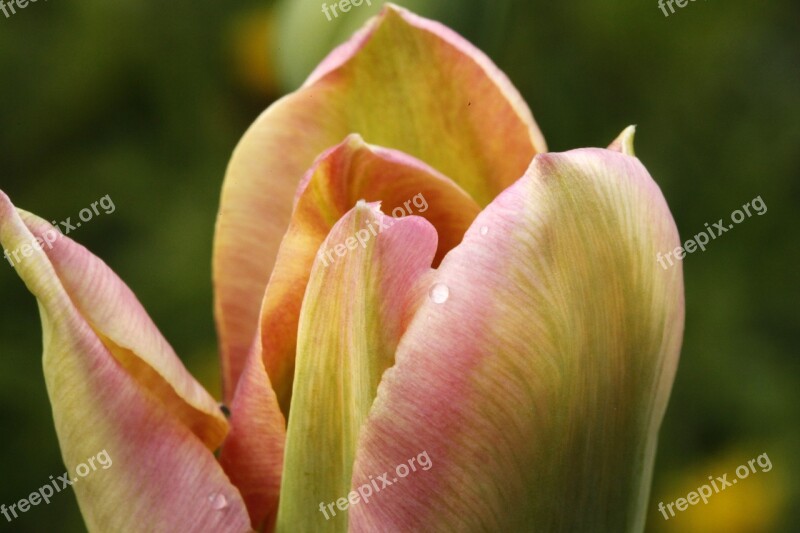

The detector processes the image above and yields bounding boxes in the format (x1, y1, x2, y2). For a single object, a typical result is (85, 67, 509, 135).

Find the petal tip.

(609, 125, 637, 156)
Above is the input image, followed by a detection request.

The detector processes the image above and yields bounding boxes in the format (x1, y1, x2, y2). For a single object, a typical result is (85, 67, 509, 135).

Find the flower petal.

(349, 147, 685, 531)
(213, 3, 545, 399)
(276, 203, 438, 532)
(0, 192, 251, 531)
(0, 193, 227, 449)
(259, 134, 479, 412)
(218, 341, 286, 531)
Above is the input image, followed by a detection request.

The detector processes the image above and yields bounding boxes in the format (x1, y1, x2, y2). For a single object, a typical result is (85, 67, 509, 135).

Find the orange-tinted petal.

(218, 340, 286, 531)
(260, 134, 479, 412)
(213, 3, 545, 400)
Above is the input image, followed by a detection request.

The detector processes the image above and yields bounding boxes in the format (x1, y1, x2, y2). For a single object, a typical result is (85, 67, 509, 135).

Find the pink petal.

(0, 192, 251, 531)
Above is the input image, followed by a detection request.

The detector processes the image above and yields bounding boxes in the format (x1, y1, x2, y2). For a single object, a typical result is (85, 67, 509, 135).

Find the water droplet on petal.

(429, 283, 449, 304)
(209, 493, 228, 510)
(479, 226, 489, 236)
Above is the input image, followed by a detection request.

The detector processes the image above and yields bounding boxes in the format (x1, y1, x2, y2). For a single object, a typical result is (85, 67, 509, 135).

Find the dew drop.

(429, 283, 450, 304)
(479, 226, 489, 236)
(209, 493, 228, 510)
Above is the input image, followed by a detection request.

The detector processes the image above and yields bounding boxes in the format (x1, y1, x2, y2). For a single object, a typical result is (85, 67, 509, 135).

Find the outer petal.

(214, 3, 545, 399)
(1, 195, 227, 449)
(350, 147, 685, 531)
(276, 203, 438, 532)
(0, 192, 251, 531)
(260, 134, 479, 412)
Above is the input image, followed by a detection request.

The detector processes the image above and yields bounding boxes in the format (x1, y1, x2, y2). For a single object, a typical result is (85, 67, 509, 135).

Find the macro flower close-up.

(1, 1, 796, 532)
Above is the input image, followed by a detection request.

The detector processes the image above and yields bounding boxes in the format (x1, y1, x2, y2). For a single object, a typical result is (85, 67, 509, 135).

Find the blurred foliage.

(0, 0, 798, 531)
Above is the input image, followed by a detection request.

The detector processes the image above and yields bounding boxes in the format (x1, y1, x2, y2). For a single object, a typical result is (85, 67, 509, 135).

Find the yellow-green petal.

(276, 203, 438, 532)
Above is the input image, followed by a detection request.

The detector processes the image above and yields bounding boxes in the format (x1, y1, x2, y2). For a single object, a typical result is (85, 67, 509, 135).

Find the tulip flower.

(0, 3, 683, 532)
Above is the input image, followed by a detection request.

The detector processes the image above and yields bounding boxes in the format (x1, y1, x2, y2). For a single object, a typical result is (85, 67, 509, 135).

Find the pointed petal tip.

(355, 198, 377, 210)
(608, 125, 637, 156)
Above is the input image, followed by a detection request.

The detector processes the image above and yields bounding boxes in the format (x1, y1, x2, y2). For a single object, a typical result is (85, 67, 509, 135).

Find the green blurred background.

(0, 0, 797, 531)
